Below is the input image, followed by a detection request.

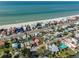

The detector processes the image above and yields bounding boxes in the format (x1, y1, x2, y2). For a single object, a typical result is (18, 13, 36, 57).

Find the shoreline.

(0, 14, 79, 29)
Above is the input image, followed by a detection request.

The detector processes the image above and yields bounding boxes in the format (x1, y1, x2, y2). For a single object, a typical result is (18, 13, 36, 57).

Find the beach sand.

(0, 15, 79, 29)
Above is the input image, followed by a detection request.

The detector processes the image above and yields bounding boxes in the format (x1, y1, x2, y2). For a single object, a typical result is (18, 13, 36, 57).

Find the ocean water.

(0, 1, 79, 25)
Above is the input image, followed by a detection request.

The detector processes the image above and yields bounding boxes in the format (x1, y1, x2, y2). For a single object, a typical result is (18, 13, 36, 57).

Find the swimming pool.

(59, 43, 68, 50)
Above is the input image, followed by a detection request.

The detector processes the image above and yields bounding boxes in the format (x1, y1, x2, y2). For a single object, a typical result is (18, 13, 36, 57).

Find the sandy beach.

(0, 15, 79, 29)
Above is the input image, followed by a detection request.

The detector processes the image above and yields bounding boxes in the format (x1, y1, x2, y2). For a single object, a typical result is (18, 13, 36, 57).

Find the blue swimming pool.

(59, 43, 68, 50)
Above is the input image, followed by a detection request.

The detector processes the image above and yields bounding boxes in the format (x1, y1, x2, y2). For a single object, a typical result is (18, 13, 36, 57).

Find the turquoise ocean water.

(0, 1, 79, 25)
